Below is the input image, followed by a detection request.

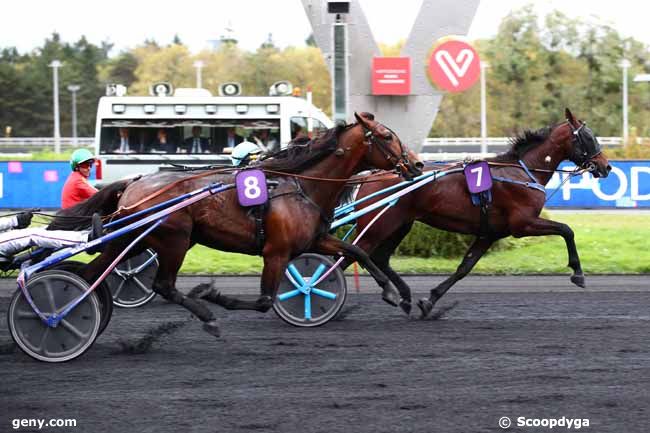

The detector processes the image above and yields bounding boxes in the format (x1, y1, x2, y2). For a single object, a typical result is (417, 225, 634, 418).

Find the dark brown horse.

(345, 109, 611, 317)
(58, 113, 422, 336)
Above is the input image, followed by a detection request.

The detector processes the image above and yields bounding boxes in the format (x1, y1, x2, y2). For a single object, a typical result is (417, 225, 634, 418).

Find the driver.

(62, 149, 98, 209)
(230, 140, 262, 167)
(0, 211, 103, 263)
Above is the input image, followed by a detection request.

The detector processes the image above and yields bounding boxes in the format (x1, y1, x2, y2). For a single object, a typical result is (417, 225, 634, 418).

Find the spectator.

(153, 128, 176, 153)
(113, 127, 134, 153)
(224, 127, 244, 149)
(183, 126, 210, 154)
(252, 129, 280, 153)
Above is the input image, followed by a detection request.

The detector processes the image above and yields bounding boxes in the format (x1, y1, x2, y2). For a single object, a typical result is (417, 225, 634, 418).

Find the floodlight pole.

(67, 85, 81, 145)
(193, 60, 204, 89)
(332, 14, 348, 124)
(49, 60, 62, 153)
(480, 61, 489, 154)
(620, 59, 631, 145)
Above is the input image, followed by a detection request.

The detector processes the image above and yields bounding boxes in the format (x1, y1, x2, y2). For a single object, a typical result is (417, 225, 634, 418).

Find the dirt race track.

(1, 275, 649, 433)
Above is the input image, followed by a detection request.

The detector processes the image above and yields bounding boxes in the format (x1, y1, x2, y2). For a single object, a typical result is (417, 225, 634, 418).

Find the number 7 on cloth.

(464, 161, 492, 193)
(236, 169, 268, 206)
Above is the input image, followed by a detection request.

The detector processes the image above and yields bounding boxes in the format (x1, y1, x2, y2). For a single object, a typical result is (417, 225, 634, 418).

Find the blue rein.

(491, 159, 546, 193)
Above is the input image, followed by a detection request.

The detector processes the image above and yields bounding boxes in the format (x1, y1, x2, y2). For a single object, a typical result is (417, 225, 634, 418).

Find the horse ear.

(565, 108, 576, 124)
(359, 112, 375, 121)
(354, 112, 367, 126)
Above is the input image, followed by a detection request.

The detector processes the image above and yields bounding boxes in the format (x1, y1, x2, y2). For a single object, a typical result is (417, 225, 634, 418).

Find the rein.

(487, 161, 586, 174)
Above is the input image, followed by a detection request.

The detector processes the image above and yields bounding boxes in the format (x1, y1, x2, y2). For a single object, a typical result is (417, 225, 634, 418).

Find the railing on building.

(0, 137, 94, 153)
(0, 136, 641, 155)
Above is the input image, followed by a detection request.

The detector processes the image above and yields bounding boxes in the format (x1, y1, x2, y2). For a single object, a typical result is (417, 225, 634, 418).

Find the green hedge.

(337, 210, 548, 259)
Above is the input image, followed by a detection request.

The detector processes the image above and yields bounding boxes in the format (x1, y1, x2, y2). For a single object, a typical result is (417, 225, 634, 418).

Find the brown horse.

(345, 109, 611, 317)
(61, 113, 422, 336)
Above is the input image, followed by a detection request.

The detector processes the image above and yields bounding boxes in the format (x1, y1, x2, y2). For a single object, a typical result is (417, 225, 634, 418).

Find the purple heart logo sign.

(236, 169, 268, 206)
(464, 161, 492, 193)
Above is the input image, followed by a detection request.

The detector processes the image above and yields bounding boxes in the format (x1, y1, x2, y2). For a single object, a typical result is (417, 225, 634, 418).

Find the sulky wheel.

(49, 261, 113, 336)
(106, 249, 158, 308)
(8, 270, 101, 363)
(273, 253, 347, 327)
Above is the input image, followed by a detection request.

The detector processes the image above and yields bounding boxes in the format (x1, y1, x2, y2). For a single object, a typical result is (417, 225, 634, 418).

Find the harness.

(491, 159, 546, 194)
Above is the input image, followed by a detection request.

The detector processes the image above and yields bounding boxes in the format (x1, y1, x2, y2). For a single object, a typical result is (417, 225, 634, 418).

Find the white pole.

(620, 59, 631, 145)
(193, 60, 204, 89)
(480, 61, 489, 154)
(68, 85, 81, 145)
(49, 60, 62, 153)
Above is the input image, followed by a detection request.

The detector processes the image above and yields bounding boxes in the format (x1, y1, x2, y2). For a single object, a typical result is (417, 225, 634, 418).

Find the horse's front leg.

(417, 236, 493, 318)
(511, 217, 584, 287)
(314, 235, 401, 307)
(365, 222, 415, 315)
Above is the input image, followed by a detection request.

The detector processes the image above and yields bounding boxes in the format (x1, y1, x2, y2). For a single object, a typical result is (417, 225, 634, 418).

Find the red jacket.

(61, 171, 98, 209)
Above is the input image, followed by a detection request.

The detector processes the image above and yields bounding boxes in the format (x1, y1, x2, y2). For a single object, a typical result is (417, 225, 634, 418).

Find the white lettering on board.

(561, 172, 593, 200)
(631, 166, 650, 201)
(592, 166, 627, 201)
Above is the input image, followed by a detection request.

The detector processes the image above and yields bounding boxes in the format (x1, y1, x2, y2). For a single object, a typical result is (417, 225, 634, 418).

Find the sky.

(2, 0, 650, 55)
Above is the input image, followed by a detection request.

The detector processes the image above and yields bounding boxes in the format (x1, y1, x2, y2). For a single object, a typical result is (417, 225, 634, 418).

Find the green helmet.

(70, 149, 95, 171)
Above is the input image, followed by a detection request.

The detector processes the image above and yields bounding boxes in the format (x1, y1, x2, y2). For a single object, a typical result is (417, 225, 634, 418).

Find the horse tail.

(47, 178, 135, 231)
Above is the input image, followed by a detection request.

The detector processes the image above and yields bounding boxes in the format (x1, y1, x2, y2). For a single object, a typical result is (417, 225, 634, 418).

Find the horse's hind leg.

(417, 236, 493, 318)
(150, 237, 221, 337)
(511, 217, 585, 288)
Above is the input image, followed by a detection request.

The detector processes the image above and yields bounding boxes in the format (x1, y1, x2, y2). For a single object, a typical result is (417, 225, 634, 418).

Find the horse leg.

(81, 239, 220, 336)
(314, 235, 401, 307)
(367, 222, 415, 315)
(417, 236, 493, 318)
(511, 217, 585, 287)
(189, 253, 288, 313)
(150, 239, 223, 337)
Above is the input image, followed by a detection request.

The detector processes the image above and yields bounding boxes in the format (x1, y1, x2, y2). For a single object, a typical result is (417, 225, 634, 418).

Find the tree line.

(1, 6, 649, 140)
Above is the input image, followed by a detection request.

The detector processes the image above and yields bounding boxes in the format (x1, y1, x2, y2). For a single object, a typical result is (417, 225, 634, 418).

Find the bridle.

(359, 122, 413, 175)
(568, 121, 602, 170)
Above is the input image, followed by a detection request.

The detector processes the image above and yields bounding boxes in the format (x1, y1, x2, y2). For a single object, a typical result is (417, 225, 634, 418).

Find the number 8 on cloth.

(464, 161, 492, 193)
(236, 169, 268, 206)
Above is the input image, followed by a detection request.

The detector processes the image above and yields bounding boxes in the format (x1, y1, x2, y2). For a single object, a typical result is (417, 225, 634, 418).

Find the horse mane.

(493, 127, 552, 162)
(258, 124, 350, 173)
(47, 178, 132, 231)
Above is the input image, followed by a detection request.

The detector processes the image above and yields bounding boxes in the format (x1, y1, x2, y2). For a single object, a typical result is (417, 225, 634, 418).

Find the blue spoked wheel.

(273, 254, 347, 327)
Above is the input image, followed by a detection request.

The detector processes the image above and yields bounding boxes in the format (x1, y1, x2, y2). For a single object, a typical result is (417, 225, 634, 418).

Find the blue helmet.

(231, 140, 262, 166)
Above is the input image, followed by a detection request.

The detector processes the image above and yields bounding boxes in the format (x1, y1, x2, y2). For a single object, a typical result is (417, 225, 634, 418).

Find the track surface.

(1, 275, 649, 433)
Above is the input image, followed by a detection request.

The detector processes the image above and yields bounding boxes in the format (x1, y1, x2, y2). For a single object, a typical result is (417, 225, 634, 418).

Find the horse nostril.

(415, 161, 424, 170)
(607, 164, 612, 172)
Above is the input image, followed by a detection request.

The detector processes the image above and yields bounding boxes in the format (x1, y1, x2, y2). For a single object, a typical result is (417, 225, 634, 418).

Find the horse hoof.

(256, 296, 273, 313)
(188, 283, 212, 299)
(202, 320, 221, 338)
(399, 299, 412, 316)
(381, 284, 400, 307)
(417, 298, 433, 318)
(570, 274, 586, 288)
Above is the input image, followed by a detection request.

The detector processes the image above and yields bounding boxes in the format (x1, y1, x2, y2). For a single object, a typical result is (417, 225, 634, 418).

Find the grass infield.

(177, 212, 650, 275)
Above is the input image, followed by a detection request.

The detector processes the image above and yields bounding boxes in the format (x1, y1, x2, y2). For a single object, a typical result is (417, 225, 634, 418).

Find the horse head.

(352, 112, 423, 180)
(562, 108, 611, 178)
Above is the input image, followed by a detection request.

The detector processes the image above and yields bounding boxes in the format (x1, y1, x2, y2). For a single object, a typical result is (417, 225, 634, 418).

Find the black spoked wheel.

(273, 254, 347, 327)
(49, 261, 113, 336)
(8, 270, 101, 363)
(106, 249, 158, 308)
